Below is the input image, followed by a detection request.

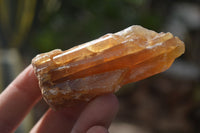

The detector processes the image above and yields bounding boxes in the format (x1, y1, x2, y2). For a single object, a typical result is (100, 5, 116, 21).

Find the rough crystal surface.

(32, 25, 185, 109)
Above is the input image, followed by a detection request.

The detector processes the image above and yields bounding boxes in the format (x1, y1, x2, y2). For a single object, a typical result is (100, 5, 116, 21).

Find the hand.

(0, 65, 119, 133)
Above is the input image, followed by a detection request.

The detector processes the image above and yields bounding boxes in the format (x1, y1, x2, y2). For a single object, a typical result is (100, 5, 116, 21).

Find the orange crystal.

(32, 25, 185, 109)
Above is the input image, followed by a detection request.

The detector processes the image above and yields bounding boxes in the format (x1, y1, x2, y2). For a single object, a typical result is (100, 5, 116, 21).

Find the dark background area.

(0, 0, 200, 132)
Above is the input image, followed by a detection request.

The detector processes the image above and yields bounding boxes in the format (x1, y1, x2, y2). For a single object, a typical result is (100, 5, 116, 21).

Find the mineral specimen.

(32, 25, 185, 109)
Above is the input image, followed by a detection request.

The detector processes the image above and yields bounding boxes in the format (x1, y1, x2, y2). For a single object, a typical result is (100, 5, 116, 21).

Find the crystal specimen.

(32, 25, 185, 109)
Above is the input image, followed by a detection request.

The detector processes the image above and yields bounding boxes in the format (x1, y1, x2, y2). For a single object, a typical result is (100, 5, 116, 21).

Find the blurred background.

(0, 0, 200, 132)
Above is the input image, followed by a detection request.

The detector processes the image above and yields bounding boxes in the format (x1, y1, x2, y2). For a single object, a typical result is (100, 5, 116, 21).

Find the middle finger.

(30, 103, 86, 133)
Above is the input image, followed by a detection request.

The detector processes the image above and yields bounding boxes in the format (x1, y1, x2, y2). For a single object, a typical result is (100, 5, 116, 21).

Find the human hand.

(0, 65, 119, 133)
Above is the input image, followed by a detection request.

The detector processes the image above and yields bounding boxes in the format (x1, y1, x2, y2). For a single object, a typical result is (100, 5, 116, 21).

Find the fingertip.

(96, 93, 119, 118)
(104, 93, 119, 111)
(91, 93, 119, 118)
(71, 93, 119, 133)
(0, 65, 41, 132)
(87, 125, 109, 133)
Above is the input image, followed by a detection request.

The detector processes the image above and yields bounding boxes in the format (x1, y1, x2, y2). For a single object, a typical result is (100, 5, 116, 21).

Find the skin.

(0, 65, 119, 133)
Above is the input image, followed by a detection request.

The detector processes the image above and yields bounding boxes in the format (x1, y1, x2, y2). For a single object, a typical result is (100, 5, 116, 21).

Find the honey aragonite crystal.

(32, 25, 185, 109)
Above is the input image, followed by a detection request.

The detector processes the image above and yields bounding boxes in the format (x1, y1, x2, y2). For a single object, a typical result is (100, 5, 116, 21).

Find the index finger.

(0, 65, 41, 133)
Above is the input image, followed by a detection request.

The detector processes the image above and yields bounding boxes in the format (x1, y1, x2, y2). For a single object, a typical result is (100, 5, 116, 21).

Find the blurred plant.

(0, 1, 37, 133)
(31, 0, 163, 52)
(0, 0, 37, 48)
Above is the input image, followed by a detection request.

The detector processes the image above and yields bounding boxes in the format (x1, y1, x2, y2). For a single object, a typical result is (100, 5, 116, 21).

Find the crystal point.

(32, 25, 185, 109)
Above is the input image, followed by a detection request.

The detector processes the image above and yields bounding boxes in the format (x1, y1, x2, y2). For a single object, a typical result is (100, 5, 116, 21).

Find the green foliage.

(33, 29, 61, 51)
(0, 0, 164, 52)
(0, 0, 37, 48)
(30, 0, 164, 52)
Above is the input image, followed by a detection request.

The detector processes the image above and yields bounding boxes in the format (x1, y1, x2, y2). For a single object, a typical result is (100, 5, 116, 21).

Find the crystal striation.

(32, 25, 185, 109)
